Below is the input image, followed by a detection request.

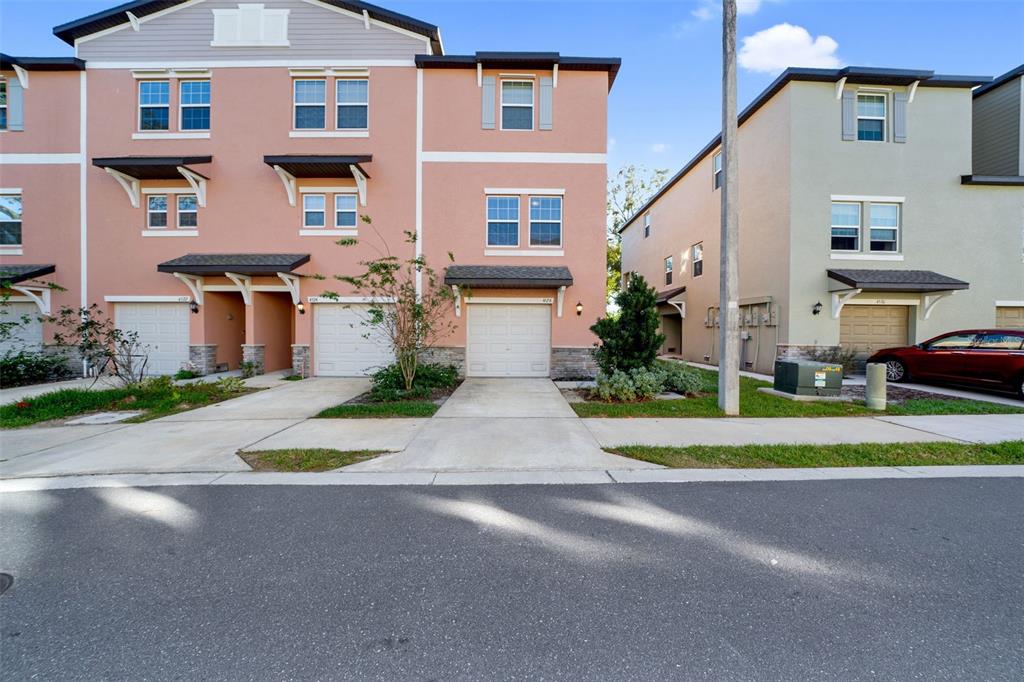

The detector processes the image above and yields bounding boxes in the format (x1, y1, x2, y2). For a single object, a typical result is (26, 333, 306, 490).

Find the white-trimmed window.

(180, 80, 211, 131)
(869, 202, 899, 252)
(830, 202, 861, 251)
(303, 194, 326, 227)
(177, 195, 198, 228)
(0, 80, 7, 130)
(486, 196, 519, 247)
(692, 243, 704, 278)
(501, 80, 534, 131)
(856, 93, 886, 141)
(713, 151, 722, 189)
(529, 196, 562, 247)
(336, 79, 368, 130)
(643, 212, 651, 238)
(139, 80, 170, 131)
(147, 195, 168, 228)
(0, 194, 22, 246)
(335, 194, 357, 228)
(664, 256, 673, 285)
(294, 79, 326, 130)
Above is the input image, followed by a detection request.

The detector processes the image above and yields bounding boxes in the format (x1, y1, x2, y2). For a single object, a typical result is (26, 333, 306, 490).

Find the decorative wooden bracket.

(278, 273, 301, 305)
(225, 272, 253, 305)
(451, 285, 461, 317)
(556, 286, 566, 318)
(106, 167, 141, 208)
(272, 165, 297, 207)
(177, 166, 207, 207)
(831, 288, 862, 319)
(834, 76, 847, 100)
(669, 301, 686, 318)
(921, 291, 953, 320)
(350, 164, 368, 207)
(12, 64, 29, 90)
(126, 11, 141, 31)
(11, 285, 51, 315)
(173, 272, 204, 305)
(908, 80, 919, 104)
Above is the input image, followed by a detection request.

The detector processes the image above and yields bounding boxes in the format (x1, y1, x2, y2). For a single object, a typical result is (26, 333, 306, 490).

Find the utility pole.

(718, 0, 740, 415)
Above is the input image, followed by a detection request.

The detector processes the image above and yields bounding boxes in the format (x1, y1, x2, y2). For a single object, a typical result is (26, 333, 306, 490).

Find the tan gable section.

(77, 0, 432, 63)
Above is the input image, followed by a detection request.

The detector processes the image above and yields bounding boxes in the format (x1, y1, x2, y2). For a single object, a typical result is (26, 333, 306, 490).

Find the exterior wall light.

(189, 301, 200, 314)
(575, 301, 583, 316)
(812, 301, 823, 315)
(297, 302, 306, 315)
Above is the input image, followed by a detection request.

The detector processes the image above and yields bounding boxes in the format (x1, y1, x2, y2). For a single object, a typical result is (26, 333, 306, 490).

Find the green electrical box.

(774, 360, 843, 397)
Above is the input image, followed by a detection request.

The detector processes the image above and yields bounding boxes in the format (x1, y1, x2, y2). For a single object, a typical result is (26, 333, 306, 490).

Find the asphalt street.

(2, 479, 1022, 680)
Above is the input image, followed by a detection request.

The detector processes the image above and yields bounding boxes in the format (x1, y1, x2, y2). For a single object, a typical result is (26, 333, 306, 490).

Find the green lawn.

(572, 368, 1023, 418)
(240, 448, 387, 472)
(1, 378, 250, 429)
(608, 440, 1024, 469)
(315, 401, 439, 418)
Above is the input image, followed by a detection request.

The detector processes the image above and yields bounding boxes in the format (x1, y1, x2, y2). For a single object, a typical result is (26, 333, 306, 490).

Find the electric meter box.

(773, 360, 843, 397)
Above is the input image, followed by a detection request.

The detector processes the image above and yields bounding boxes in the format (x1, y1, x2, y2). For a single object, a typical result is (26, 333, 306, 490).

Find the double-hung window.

(869, 203, 899, 252)
(180, 80, 211, 131)
(336, 79, 368, 129)
(147, 195, 168, 228)
(335, 194, 357, 228)
(692, 243, 704, 277)
(856, 93, 886, 141)
(177, 195, 198, 228)
(529, 196, 562, 247)
(643, 212, 651, 238)
(0, 80, 7, 130)
(830, 202, 861, 251)
(664, 256, 673, 285)
(486, 196, 519, 247)
(501, 81, 534, 130)
(0, 194, 22, 246)
(713, 151, 722, 189)
(139, 81, 170, 131)
(294, 79, 326, 129)
(303, 194, 326, 228)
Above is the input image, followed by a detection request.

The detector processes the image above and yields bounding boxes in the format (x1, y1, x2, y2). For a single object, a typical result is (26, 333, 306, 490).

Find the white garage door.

(467, 304, 551, 377)
(314, 304, 394, 376)
(115, 303, 190, 375)
(0, 302, 43, 356)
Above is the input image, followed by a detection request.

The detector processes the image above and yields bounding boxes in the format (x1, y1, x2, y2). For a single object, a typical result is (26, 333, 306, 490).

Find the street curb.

(3, 465, 1024, 492)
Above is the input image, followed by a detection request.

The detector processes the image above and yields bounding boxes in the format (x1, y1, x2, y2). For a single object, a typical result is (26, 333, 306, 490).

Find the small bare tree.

(51, 304, 150, 387)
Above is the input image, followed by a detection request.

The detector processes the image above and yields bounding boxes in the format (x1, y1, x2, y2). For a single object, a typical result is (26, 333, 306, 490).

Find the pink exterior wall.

(0, 70, 81, 153)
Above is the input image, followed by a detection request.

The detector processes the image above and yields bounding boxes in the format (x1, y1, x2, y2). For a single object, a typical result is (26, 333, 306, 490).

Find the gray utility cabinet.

(774, 360, 843, 396)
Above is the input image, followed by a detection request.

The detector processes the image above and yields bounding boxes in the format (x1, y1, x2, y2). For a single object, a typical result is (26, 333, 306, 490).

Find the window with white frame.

(643, 212, 651, 238)
(139, 81, 170, 131)
(869, 202, 900, 252)
(692, 243, 704, 277)
(664, 255, 673, 285)
(336, 79, 368, 129)
(501, 80, 534, 130)
(303, 194, 326, 227)
(529, 196, 562, 247)
(335, 194, 357, 228)
(0, 80, 7, 130)
(147, 195, 168, 228)
(830, 202, 861, 251)
(177, 195, 198, 228)
(486, 196, 519, 246)
(180, 80, 211, 131)
(713, 151, 722, 189)
(0, 194, 22, 246)
(294, 79, 326, 129)
(856, 93, 886, 141)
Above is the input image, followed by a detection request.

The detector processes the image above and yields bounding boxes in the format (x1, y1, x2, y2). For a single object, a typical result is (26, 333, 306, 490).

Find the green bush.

(239, 361, 258, 378)
(590, 274, 664, 375)
(369, 362, 458, 402)
(593, 362, 706, 403)
(0, 351, 74, 388)
(173, 369, 198, 380)
(657, 360, 706, 396)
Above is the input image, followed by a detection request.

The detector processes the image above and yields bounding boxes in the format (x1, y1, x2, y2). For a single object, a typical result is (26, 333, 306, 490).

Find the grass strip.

(315, 401, 439, 419)
(240, 448, 387, 472)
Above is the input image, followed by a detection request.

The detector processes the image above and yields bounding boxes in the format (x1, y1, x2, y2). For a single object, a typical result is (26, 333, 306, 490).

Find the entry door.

(466, 304, 551, 377)
(115, 303, 190, 375)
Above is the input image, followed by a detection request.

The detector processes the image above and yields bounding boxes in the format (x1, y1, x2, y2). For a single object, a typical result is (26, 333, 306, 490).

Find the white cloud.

(691, 5, 713, 21)
(692, 0, 765, 22)
(738, 23, 841, 73)
(737, 0, 764, 14)
(651, 143, 670, 153)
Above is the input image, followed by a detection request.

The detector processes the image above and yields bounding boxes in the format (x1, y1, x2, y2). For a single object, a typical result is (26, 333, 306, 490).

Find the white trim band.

(484, 187, 565, 195)
(104, 295, 192, 303)
(484, 249, 564, 257)
(830, 194, 906, 203)
(142, 230, 199, 237)
(0, 154, 83, 165)
(422, 151, 606, 164)
(829, 253, 905, 261)
(132, 132, 210, 140)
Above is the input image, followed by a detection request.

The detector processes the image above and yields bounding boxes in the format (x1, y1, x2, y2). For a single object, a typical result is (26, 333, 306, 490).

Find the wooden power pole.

(719, 0, 740, 415)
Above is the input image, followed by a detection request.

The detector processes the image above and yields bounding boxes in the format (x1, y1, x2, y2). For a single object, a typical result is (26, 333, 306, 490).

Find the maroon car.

(867, 329, 1024, 399)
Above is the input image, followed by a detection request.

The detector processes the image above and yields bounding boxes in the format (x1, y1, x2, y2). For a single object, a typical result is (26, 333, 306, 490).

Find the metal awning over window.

(92, 156, 211, 208)
(0, 263, 56, 314)
(263, 155, 371, 208)
(444, 265, 573, 289)
(157, 254, 310, 307)
(826, 268, 969, 320)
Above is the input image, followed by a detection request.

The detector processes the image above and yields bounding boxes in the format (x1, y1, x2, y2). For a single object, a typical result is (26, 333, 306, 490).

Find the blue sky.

(2, 0, 1022, 173)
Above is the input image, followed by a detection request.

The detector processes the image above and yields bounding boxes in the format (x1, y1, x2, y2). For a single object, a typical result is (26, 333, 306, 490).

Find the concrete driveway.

(156, 377, 369, 421)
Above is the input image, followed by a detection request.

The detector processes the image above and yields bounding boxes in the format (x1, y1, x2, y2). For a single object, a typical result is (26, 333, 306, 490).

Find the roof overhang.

(0, 264, 56, 285)
(973, 63, 1024, 98)
(655, 286, 687, 305)
(157, 254, 311, 276)
(827, 269, 969, 293)
(0, 53, 85, 72)
(444, 265, 573, 289)
(961, 174, 1024, 186)
(92, 156, 211, 179)
(263, 155, 371, 179)
(416, 52, 621, 90)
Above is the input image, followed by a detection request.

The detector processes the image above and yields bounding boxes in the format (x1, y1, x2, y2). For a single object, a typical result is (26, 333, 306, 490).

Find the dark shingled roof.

(0, 54, 85, 71)
(157, 254, 310, 276)
(264, 155, 372, 179)
(93, 156, 212, 179)
(827, 269, 969, 292)
(655, 286, 686, 304)
(974, 63, 1024, 98)
(0, 264, 56, 285)
(444, 265, 573, 289)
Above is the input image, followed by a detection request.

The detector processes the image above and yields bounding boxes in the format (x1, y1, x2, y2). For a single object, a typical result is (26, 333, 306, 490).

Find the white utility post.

(718, 0, 740, 415)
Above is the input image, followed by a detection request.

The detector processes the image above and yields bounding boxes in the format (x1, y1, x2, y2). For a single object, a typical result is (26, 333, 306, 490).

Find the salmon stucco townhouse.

(0, 0, 618, 379)
(620, 65, 1024, 375)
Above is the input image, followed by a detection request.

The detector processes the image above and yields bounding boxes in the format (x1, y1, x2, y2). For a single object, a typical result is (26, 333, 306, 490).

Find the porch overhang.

(826, 269, 968, 320)
(656, 286, 687, 317)
(444, 265, 573, 289)
(157, 253, 310, 276)
(92, 156, 212, 208)
(0, 264, 57, 315)
(263, 155, 372, 207)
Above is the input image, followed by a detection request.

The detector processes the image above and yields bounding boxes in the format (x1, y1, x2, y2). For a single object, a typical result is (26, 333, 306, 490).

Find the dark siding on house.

(973, 76, 1022, 175)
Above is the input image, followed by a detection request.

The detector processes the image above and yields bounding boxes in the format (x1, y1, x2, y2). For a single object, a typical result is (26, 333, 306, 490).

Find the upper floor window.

(830, 202, 861, 251)
(180, 80, 211, 131)
(294, 79, 326, 130)
(501, 80, 534, 131)
(831, 199, 902, 254)
(335, 194, 357, 228)
(147, 195, 168, 228)
(869, 203, 899, 252)
(692, 243, 704, 277)
(486, 196, 519, 247)
(139, 81, 170, 131)
(0, 194, 22, 246)
(643, 212, 651, 238)
(336, 79, 368, 130)
(303, 194, 326, 227)
(713, 151, 722, 189)
(0, 80, 7, 130)
(857, 93, 886, 142)
(177, 195, 198, 228)
(664, 256, 673, 285)
(529, 196, 562, 247)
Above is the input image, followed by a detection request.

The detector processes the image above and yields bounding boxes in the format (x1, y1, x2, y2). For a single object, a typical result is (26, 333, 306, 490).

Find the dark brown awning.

(92, 156, 211, 180)
(444, 265, 573, 289)
(0, 264, 56, 285)
(655, 286, 686, 304)
(157, 254, 309, 276)
(263, 155, 371, 179)
(827, 269, 969, 292)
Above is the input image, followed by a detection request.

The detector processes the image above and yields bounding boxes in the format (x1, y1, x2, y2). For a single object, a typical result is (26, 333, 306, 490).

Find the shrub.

(369, 362, 458, 402)
(657, 361, 705, 396)
(594, 367, 668, 402)
(214, 376, 246, 394)
(239, 361, 258, 379)
(173, 369, 199, 380)
(590, 275, 664, 375)
(0, 351, 73, 388)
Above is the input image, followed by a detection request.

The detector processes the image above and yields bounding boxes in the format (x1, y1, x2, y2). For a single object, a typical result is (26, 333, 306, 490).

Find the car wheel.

(884, 359, 908, 383)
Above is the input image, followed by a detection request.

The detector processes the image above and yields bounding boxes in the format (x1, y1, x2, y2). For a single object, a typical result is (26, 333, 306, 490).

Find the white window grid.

(293, 79, 326, 130)
(138, 80, 170, 131)
(486, 195, 520, 247)
(179, 80, 211, 131)
(830, 201, 862, 252)
(334, 194, 358, 228)
(500, 80, 534, 131)
(177, 194, 198, 228)
(529, 196, 562, 247)
(147, 195, 168, 228)
(303, 194, 326, 228)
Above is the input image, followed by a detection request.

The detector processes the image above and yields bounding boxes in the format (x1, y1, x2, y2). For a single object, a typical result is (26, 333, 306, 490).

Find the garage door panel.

(997, 306, 1024, 329)
(839, 305, 909, 355)
(0, 302, 44, 356)
(467, 304, 551, 377)
(314, 304, 394, 376)
(115, 303, 190, 375)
